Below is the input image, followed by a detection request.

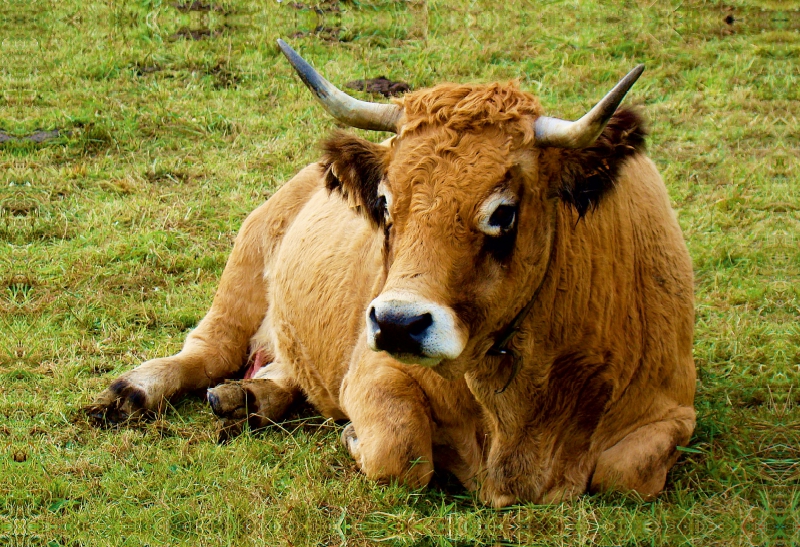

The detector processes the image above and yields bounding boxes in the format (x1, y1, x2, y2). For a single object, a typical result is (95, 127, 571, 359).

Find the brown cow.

(87, 40, 696, 506)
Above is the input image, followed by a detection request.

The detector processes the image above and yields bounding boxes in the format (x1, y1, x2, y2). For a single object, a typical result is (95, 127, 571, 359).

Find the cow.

(86, 39, 696, 506)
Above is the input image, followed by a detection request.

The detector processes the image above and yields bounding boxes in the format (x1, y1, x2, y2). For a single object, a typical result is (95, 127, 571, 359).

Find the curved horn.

(534, 64, 645, 149)
(277, 39, 403, 133)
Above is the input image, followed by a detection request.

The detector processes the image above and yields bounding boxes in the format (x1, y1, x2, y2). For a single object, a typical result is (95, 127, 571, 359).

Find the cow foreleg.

(339, 359, 435, 490)
(590, 405, 696, 499)
(86, 207, 268, 424)
(86, 166, 322, 425)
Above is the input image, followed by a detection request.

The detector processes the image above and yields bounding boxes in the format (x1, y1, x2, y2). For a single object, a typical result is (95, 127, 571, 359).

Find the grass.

(1, 0, 797, 545)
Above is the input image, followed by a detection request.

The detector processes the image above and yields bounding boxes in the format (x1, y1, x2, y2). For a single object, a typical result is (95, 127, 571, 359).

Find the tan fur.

(89, 82, 694, 506)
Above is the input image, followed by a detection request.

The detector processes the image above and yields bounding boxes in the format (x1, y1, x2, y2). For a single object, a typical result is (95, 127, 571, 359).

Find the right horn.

(534, 65, 645, 149)
(277, 39, 403, 133)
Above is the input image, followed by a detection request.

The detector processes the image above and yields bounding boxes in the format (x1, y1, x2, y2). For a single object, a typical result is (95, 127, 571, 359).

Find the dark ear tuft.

(554, 108, 647, 218)
(321, 131, 389, 228)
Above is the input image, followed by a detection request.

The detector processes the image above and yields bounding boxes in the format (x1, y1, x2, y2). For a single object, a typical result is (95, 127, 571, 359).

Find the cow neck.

(487, 212, 558, 394)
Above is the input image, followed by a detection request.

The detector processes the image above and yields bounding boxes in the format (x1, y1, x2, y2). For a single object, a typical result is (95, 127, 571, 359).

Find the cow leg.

(85, 166, 322, 425)
(339, 359, 435, 490)
(207, 360, 300, 441)
(590, 406, 696, 499)
(86, 221, 267, 423)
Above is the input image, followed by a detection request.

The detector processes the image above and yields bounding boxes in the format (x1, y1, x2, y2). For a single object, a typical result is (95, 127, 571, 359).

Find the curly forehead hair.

(395, 82, 543, 143)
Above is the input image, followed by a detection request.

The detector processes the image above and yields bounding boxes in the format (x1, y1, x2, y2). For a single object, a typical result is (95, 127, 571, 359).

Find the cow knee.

(342, 423, 434, 490)
(591, 408, 695, 499)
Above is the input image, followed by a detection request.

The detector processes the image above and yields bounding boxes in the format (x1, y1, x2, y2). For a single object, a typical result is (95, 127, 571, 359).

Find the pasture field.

(1, 0, 797, 545)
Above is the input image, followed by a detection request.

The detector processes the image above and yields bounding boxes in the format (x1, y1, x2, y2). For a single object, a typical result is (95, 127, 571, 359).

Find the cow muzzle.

(366, 291, 466, 366)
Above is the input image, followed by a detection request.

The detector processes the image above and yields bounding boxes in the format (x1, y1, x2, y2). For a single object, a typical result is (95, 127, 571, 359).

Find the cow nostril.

(407, 313, 433, 337)
(370, 307, 434, 357)
(369, 307, 380, 333)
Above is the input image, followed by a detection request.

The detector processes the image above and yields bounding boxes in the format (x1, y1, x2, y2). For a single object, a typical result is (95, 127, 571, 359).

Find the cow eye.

(489, 205, 516, 232)
(380, 197, 392, 225)
(477, 193, 517, 237)
(376, 182, 393, 224)
(376, 195, 387, 215)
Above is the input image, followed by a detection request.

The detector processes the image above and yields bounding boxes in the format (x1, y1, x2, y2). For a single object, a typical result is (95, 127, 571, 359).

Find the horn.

(534, 65, 645, 149)
(277, 39, 403, 133)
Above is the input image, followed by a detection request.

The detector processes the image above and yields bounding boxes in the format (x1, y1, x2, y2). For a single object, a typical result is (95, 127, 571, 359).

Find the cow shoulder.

(321, 131, 390, 228)
(547, 108, 647, 218)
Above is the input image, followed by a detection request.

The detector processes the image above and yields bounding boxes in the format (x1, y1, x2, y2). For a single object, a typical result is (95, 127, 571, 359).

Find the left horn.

(534, 64, 645, 149)
(277, 39, 403, 133)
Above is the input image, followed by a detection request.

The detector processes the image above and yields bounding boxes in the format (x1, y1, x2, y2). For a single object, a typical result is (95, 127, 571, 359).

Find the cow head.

(278, 40, 647, 375)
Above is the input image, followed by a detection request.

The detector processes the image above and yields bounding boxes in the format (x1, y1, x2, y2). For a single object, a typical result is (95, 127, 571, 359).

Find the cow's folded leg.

(340, 364, 435, 490)
(87, 167, 324, 427)
(206, 382, 248, 441)
(590, 406, 696, 499)
(85, 197, 288, 426)
(208, 362, 299, 441)
(239, 379, 297, 429)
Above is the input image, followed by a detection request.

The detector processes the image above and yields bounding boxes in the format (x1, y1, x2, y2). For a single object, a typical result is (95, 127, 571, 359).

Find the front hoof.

(84, 379, 152, 427)
(207, 383, 248, 419)
(208, 382, 250, 443)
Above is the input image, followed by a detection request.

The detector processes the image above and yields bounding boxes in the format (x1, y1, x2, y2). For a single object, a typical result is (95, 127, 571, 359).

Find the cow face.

(322, 84, 646, 374)
(367, 129, 550, 371)
(324, 125, 549, 372)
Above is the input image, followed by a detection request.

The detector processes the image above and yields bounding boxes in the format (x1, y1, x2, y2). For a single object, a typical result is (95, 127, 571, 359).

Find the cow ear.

(321, 131, 390, 228)
(552, 108, 647, 218)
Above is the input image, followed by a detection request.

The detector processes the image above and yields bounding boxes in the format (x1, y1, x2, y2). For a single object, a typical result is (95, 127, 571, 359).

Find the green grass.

(1, 0, 797, 545)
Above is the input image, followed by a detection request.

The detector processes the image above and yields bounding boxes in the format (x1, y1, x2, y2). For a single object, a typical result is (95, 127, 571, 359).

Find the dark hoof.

(209, 379, 296, 441)
(84, 380, 151, 427)
(84, 403, 124, 428)
(208, 382, 251, 442)
(207, 383, 248, 419)
(206, 390, 220, 412)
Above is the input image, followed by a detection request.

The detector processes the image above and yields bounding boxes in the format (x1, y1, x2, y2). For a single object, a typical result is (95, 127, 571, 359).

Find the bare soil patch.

(288, 0, 341, 13)
(289, 25, 342, 43)
(132, 62, 162, 75)
(0, 129, 63, 143)
(345, 77, 411, 97)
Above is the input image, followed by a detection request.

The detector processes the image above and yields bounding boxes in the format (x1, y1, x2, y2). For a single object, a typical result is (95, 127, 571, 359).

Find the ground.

(1, 0, 797, 545)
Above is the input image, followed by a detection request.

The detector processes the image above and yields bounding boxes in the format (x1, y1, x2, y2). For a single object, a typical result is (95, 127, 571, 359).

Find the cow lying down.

(87, 40, 696, 507)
